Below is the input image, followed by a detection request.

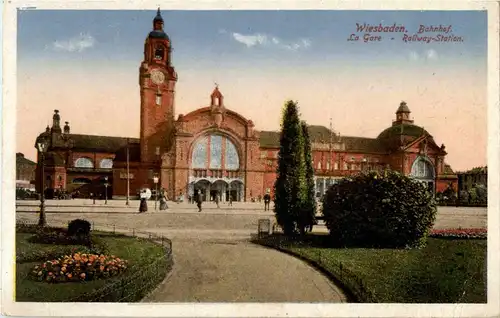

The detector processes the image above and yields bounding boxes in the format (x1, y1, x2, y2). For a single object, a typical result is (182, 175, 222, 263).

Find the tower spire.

(153, 7, 164, 30)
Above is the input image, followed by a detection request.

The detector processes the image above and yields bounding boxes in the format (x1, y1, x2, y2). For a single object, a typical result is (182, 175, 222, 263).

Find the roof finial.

(214, 82, 219, 89)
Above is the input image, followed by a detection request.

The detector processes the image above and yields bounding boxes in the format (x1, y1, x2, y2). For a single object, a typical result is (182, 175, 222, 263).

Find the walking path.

(142, 238, 346, 302)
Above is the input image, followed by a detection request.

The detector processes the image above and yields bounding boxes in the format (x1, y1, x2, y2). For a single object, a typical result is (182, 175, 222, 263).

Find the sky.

(16, 9, 487, 171)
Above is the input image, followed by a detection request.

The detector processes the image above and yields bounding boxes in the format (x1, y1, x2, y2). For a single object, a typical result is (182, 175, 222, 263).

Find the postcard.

(2, 0, 499, 317)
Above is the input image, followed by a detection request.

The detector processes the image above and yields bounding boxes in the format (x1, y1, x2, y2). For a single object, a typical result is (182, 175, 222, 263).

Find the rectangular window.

(334, 162, 339, 170)
(156, 94, 162, 106)
(326, 161, 330, 170)
(260, 151, 267, 159)
(343, 163, 348, 170)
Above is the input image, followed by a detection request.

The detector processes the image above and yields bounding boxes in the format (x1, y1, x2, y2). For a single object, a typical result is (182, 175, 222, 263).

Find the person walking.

(263, 192, 271, 211)
(228, 194, 233, 206)
(196, 191, 203, 212)
(214, 191, 220, 208)
(139, 190, 148, 213)
(159, 191, 168, 210)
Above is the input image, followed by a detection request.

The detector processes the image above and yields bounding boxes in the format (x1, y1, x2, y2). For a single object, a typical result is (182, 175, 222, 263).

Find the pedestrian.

(139, 190, 148, 213)
(159, 192, 168, 210)
(228, 195, 233, 206)
(196, 191, 203, 212)
(263, 192, 271, 211)
(214, 191, 220, 208)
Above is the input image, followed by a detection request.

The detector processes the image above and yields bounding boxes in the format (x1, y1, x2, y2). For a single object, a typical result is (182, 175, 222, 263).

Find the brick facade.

(33, 10, 458, 201)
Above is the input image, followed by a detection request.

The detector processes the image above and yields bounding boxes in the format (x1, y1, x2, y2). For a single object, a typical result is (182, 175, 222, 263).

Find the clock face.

(150, 70, 165, 85)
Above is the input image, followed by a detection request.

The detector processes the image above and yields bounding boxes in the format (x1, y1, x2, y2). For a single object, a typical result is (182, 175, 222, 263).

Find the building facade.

(16, 153, 36, 189)
(457, 167, 487, 193)
(34, 9, 458, 201)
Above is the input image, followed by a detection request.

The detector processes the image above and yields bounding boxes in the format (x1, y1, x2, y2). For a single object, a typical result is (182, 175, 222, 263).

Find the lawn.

(257, 235, 487, 303)
(16, 231, 171, 302)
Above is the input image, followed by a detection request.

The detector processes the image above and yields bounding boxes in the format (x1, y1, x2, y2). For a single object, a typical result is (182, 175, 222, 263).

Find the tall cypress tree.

(274, 100, 306, 235)
(298, 121, 317, 235)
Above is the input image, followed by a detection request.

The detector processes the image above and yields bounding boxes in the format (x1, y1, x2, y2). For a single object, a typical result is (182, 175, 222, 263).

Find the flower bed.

(30, 253, 128, 283)
(430, 228, 487, 239)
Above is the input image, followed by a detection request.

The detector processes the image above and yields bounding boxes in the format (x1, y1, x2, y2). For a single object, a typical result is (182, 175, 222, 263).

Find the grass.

(257, 235, 487, 303)
(16, 231, 170, 302)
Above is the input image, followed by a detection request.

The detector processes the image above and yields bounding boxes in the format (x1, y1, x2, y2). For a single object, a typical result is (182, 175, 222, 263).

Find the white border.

(2, 1, 500, 317)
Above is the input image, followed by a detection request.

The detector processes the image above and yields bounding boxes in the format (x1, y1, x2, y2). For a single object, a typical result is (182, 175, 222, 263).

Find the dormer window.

(154, 47, 164, 60)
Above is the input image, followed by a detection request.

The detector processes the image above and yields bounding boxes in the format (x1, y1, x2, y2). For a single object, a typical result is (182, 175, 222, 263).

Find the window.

(191, 137, 208, 169)
(334, 162, 339, 170)
(225, 139, 239, 170)
(261, 151, 267, 159)
(210, 135, 223, 169)
(326, 161, 330, 170)
(343, 163, 349, 170)
(74, 157, 94, 168)
(154, 47, 164, 60)
(317, 161, 322, 170)
(156, 94, 162, 105)
(99, 158, 113, 169)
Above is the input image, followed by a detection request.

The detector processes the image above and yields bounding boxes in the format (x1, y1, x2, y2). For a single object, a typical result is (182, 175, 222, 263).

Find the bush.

(430, 228, 487, 239)
(322, 170, 437, 248)
(29, 253, 128, 283)
(28, 227, 92, 247)
(68, 219, 92, 238)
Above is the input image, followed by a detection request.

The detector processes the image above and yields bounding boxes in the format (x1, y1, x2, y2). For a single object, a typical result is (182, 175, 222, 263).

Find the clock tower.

(139, 8, 177, 164)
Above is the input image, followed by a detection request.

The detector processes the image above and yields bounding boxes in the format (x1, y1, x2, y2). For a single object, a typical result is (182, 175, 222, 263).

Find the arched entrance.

(410, 156, 436, 193)
(192, 179, 210, 202)
(228, 180, 244, 202)
(188, 133, 245, 202)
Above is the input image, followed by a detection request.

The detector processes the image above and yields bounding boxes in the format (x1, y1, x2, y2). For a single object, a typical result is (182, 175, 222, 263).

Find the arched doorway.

(189, 133, 245, 201)
(229, 180, 244, 202)
(210, 180, 228, 201)
(193, 179, 210, 202)
(410, 156, 436, 193)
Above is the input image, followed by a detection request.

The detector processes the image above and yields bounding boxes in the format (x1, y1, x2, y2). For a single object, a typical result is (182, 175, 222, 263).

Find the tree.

(297, 121, 317, 235)
(274, 100, 307, 235)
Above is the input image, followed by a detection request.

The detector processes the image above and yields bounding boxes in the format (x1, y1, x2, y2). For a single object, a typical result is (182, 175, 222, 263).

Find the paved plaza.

(15, 199, 487, 302)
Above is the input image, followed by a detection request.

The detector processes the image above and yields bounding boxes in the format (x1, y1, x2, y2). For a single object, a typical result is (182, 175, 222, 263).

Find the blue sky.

(18, 10, 487, 69)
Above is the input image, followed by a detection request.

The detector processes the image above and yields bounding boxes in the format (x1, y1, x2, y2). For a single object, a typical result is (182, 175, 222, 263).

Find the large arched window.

(74, 157, 94, 168)
(410, 157, 435, 180)
(225, 139, 239, 170)
(191, 137, 208, 169)
(210, 135, 223, 169)
(191, 134, 240, 171)
(99, 158, 113, 169)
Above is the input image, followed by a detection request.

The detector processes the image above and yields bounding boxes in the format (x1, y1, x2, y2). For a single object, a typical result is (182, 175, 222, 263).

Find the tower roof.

(153, 8, 164, 23)
(148, 8, 169, 40)
(396, 101, 411, 114)
(211, 84, 223, 98)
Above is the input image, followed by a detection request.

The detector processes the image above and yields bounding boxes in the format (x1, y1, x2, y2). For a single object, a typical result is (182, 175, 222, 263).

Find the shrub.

(430, 228, 487, 239)
(322, 170, 437, 248)
(29, 253, 128, 283)
(68, 219, 92, 238)
(28, 226, 92, 247)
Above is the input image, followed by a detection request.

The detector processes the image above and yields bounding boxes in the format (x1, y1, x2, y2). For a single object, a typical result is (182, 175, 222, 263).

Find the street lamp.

(153, 175, 159, 210)
(104, 176, 109, 204)
(35, 135, 49, 227)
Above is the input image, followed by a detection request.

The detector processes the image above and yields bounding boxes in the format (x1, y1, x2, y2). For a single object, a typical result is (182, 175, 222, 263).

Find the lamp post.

(104, 176, 109, 204)
(35, 136, 49, 227)
(153, 175, 159, 210)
